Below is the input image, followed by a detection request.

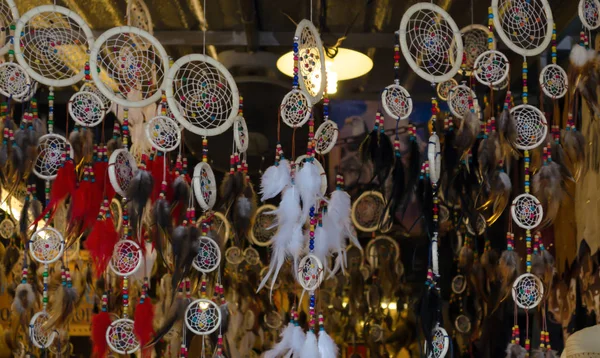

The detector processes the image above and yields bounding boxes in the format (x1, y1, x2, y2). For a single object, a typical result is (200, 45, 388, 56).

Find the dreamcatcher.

(108, 149, 138, 197)
(68, 91, 106, 127)
(192, 235, 221, 274)
(193, 156, 217, 212)
(351, 191, 386, 233)
(33, 134, 74, 180)
(294, 19, 326, 105)
(280, 30, 312, 128)
(0, 0, 17, 56)
(459, 24, 496, 76)
(14, 5, 95, 87)
(436, 78, 457, 101)
(233, 115, 249, 154)
(381, 32, 413, 121)
(0, 62, 31, 99)
(424, 325, 450, 358)
(448, 84, 479, 120)
(126, 0, 153, 34)
(539, 25, 568, 100)
(249, 204, 277, 247)
(314, 90, 337, 155)
(0, 216, 14, 239)
(197, 211, 231, 244)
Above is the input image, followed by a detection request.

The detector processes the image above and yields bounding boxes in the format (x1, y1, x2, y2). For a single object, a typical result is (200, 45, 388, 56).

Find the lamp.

(276, 48, 373, 94)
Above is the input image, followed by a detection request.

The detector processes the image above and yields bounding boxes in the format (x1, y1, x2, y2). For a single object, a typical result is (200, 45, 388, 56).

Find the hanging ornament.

(192, 235, 221, 273)
(382, 32, 413, 120)
(106, 318, 139, 354)
(193, 146, 217, 211)
(511, 104, 548, 150)
(351, 191, 386, 233)
(297, 254, 324, 292)
(459, 24, 496, 75)
(81, 82, 113, 112)
(233, 116, 249, 153)
(0, 216, 14, 239)
(314, 89, 337, 155)
(249, 204, 277, 247)
(29, 311, 57, 349)
(33, 134, 74, 180)
(0, 62, 31, 98)
(295, 19, 326, 104)
(29, 227, 64, 264)
(539, 25, 568, 100)
(68, 91, 106, 127)
(281, 33, 312, 128)
(579, 0, 600, 30)
(145, 115, 181, 152)
(0, 0, 18, 56)
(126, 0, 153, 34)
(473, 50, 510, 87)
(109, 240, 143, 276)
(448, 84, 480, 120)
(108, 148, 138, 197)
(436, 78, 457, 101)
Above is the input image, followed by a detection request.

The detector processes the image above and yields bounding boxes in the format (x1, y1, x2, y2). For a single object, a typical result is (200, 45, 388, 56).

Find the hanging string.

(203, 0, 207, 56)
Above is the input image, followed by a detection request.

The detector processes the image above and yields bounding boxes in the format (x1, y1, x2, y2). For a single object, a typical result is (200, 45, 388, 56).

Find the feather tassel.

(299, 330, 319, 358)
(11, 283, 35, 330)
(91, 311, 112, 357)
(296, 161, 323, 222)
(127, 169, 154, 239)
(497, 104, 520, 161)
(289, 323, 306, 357)
(318, 328, 338, 358)
(145, 296, 189, 347)
(36, 159, 76, 224)
(264, 322, 294, 358)
(505, 343, 527, 358)
(499, 249, 520, 301)
(562, 127, 586, 181)
(532, 160, 563, 228)
(260, 159, 291, 201)
(234, 183, 257, 241)
(85, 216, 119, 277)
(134, 296, 155, 348)
(46, 279, 78, 328)
(455, 111, 479, 161)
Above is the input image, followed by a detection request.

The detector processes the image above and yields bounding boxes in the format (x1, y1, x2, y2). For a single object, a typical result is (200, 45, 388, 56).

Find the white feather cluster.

(260, 159, 291, 201)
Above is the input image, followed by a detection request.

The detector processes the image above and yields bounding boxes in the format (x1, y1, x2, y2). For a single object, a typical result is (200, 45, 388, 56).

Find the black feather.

(2, 245, 19, 278)
(418, 286, 440, 356)
(19, 197, 30, 239)
(443, 129, 458, 177)
(399, 136, 421, 216)
(381, 151, 405, 228)
(9, 144, 24, 180)
(374, 132, 394, 187)
(171, 176, 190, 223)
(145, 296, 190, 347)
(152, 198, 172, 269)
(358, 129, 377, 164)
(126, 169, 154, 239)
(170, 226, 201, 296)
(234, 183, 256, 241)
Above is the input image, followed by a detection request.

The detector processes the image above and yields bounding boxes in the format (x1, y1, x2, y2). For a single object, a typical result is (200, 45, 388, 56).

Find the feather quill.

(485, 170, 512, 225)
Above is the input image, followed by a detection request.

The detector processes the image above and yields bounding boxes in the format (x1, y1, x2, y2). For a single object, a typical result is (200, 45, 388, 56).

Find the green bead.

(48, 95, 54, 100)
(43, 272, 48, 277)
(43, 297, 48, 303)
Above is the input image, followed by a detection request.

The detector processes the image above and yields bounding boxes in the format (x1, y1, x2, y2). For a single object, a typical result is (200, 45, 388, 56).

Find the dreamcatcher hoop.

(264, 311, 283, 329)
(297, 254, 324, 292)
(473, 50, 510, 87)
(14, 5, 95, 87)
(244, 247, 260, 266)
(512, 273, 544, 309)
(492, 0, 554, 57)
(233, 116, 249, 153)
(451, 274, 467, 294)
(428, 133, 441, 185)
(448, 85, 478, 119)
(145, 116, 181, 152)
(193, 162, 217, 211)
(295, 155, 327, 195)
(0, 0, 18, 56)
(539, 64, 568, 99)
(580, 0, 600, 30)
(192, 236, 221, 273)
(510, 104, 548, 150)
(29, 227, 64, 264)
(0, 62, 31, 98)
(511, 193, 544, 230)
(225, 246, 244, 265)
(425, 325, 450, 358)
(365, 235, 400, 269)
(436, 78, 457, 101)
(314, 120, 338, 155)
(280, 89, 312, 128)
(106, 318, 140, 354)
(68, 91, 106, 127)
(455, 315, 472, 334)
(81, 82, 112, 112)
(197, 211, 231, 244)
(109, 240, 142, 276)
(351, 191, 385, 233)
(14, 80, 38, 103)
(29, 311, 57, 349)
(381, 84, 413, 120)
(166, 54, 239, 136)
(459, 24, 496, 75)
(399, 3, 463, 83)
(185, 299, 222, 336)
(90, 26, 169, 108)
(126, 0, 153, 34)
(108, 149, 138, 197)
(249, 204, 277, 247)
(295, 19, 326, 104)
(0, 217, 14, 239)
(33, 133, 74, 180)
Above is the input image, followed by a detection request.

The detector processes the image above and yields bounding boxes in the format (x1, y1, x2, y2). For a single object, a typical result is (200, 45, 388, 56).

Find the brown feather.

(505, 343, 527, 358)
(458, 245, 474, 272)
(499, 250, 520, 301)
(562, 128, 586, 181)
(532, 161, 563, 227)
(455, 111, 479, 161)
(497, 106, 520, 161)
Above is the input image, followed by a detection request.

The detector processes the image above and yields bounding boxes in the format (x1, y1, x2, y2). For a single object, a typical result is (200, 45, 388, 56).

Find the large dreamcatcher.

(459, 24, 496, 76)
(0, 0, 17, 56)
(90, 26, 169, 108)
(108, 148, 138, 197)
(399, 2, 463, 83)
(14, 5, 95, 87)
(249, 204, 277, 247)
(295, 19, 326, 105)
(33, 134, 74, 180)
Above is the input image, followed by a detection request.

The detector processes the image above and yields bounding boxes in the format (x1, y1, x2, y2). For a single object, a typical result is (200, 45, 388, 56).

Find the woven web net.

(298, 25, 323, 99)
(452, 274, 466, 293)
(315, 121, 338, 155)
(402, 7, 461, 80)
(462, 27, 490, 72)
(448, 85, 475, 119)
(0, 1, 15, 53)
(146, 116, 180, 152)
(192, 236, 220, 273)
(581, 0, 600, 29)
(354, 193, 385, 231)
(34, 134, 67, 180)
(383, 85, 412, 120)
(111, 240, 141, 275)
(474, 50, 509, 86)
(14, 80, 38, 103)
(369, 324, 383, 342)
(17, 10, 90, 84)
(281, 89, 310, 127)
(455, 315, 471, 333)
(106, 319, 139, 354)
(0, 63, 30, 98)
(94, 31, 165, 104)
(127, 0, 152, 34)
(197, 212, 229, 242)
(540, 64, 567, 99)
(69, 91, 104, 127)
(430, 327, 448, 358)
(513, 274, 543, 309)
(0, 218, 13, 239)
(30, 228, 63, 264)
(298, 255, 323, 291)
(265, 311, 282, 329)
(199, 165, 215, 207)
(464, 214, 487, 236)
(30, 313, 55, 348)
(495, 0, 550, 53)
(512, 105, 547, 149)
(225, 246, 243, 265)
(234, 117, 248, 152)
(113, 150, 136, 195)
(81, 82, 112, 110)
(244, 247, 260, 266)
(436, 79, 456, 101)
(251, 206, 276, 246)
(185, 299, 220, 335)
(169, 59, 236, 133)
(512, 194, 543, 229)
(367, 236, 399, 268)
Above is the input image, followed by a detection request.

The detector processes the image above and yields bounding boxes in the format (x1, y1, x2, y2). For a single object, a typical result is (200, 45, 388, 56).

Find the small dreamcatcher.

(185, 298, 222, 336)
(81, 82, 112, 112)
(197, 211, 231, 244)
(365, 235, 400, 269)
(145, 116, 181, 152)
(436, 78, 458, 101)
(29, 227, 64, 265)
(14, 5, 95, 87)
(90, 26, 169, 108)
(512, 273, 544, 310)
(381, 32, 413, 120)
(459, 24, 496, 76)
(33, 133, 74, 180)
(538, 28, 568, 100)
(30, 311, 57, 349)
(249, 204, 277, 247)
(225, 246, 244, 265)
(233, 116, 249, 153)
(448, 84, 479, 119)
(280, 32, 312, 128)
(106, 318, 139, 354)
(0, 217, 14, 239)
(511, 105, 548, 150)
(68, 91, 106, 127)
(455, 314, 472, 334)
(0, 62, 31, 99)
(297, 254, 324, 291)
(580, 0, 600, 30)
(192, 236, 221, 273)
(166, 54, 239, 136)
(264, 311, 283, 330)
(108, 148, 138, 197)
(193, 161, 217, 211)
(399, 2, 463, 83)
(126, 0, 153, 34)
(451, 274, 467, 294)
(425, 325, 450, 358)
(109, 240, 142, 276)
(295, 19, 326, 105)
(314, 97, 337, 155)
(0, 0, 17, 56)
(511, 194, 543, 230)
(473, 50, 510, 87)
(351, 191, 386, 233)
(243, 247, 261, 266)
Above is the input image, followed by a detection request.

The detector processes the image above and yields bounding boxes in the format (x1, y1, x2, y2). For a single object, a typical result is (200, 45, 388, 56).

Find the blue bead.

(309, 245, 314, 250)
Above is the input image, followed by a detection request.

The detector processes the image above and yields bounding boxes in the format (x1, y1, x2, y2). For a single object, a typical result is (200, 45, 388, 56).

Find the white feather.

(299, 331, 319, 358)
(267, 186, 301, 229)
(261, 159, 291, 201)
(318, 329, 338, 358)
(257, 226, 289, 294)
(311, 224, 329, 265)
(289, 325, 305, 357)
(264, 322, 295, 358)
(296, 162, 322, 222)
(288, 224, 305, 265)
(327, 190, 360, 250)
(570, 44, 590, 67)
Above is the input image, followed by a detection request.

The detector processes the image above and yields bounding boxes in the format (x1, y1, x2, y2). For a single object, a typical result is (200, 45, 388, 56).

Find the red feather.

(70, 180, 93, 229)
(85, 217, 119, 277)
(91, 311, 112, 357)
(35, 160, 76, 224)
(134, 298, 155, 351)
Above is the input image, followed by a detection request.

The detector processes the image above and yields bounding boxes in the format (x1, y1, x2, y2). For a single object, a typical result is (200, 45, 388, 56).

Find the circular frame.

(105, 318, 139, 354)
(68, 91, 106, 127)
(448, 84, 478, 119)
(109, 240, 143, 276)
(108, 149, 138, 197)
(473, 50, 510, 87)
(193, 161, 217, 211)
(511, 193, 544, 230)
(381, 84, 413, 120)
(314, 120, 338, 155)
(459, 24, 496, 75)
(436, 78, 458, 101)
(225, 246, 244, 265)
(0, 62, 32, 98)
(539, 64, 568, 99)
(512, 272, 544, 309)
(29, 227, 65, 264)
(280, 88, 312, 128)
(351, 190, 385, 233)
(580, 0, 600, 30)
(425, 325, 450, 358)
(145, 115, 181, 152)
(0, 217, 14, 239)
(297, 254, 324, 291)
(0, 0, 18, 56)
(451, 274, 467, 294)
(192, 236, 221, 273)
(455, 314, 472, 334)
(29, 311, 57, 349)
(233, 116, 249, 153)
(294, 19, 326, 104)
(33, 133, 74, 180)
(510, 104, 548, 150)
(249, 204, 277, 247)
(184, 298, 222, 336)
(126, 0, 153, 34)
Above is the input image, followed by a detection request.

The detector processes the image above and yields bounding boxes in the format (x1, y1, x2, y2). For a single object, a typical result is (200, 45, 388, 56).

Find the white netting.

(145, 115, 181, 152)
(351, 191, 385, 233)
(436, 78, 457, 101)
(314, 120, 338, 155)
(108, 149, 138, 197)
(0, 62, 31, 98)
(166, 54, 239, 136)
(295, 155, 327, 195)
(511, 193, 544, 230)
(297, 254, 324, 291)
(250, 204, 277, 247)
(539, 64, 568, 99)
(510, 104, 548, 150)
(473, 50, 510, 86)
(512, 273, 544, 309)
(580, 0, 600, 29)
(281, 89, 311, 128)
(33, 133, 71, 180)
(455, 314, 472, 334)
(185, 299, 221, 335)
(14, 5, 94, 87)
(425, 326, 449, 358)
(448, 85, 478, 119)
(233, 116, 249, 153)
(451, 274, 466, 294)
(243, 247, 260, 266)
(225, 246, 244, 265)
(193, 162, 217, 211)
(109, 240, 142, 276)
(106, 318, 140, 354)
(381, 84, 413, 120)
(492, 0, 553, 56)
(295, 19, 326, 104)
(399, 3, 463, 83)
(428, 133, 441, 185)
(460, 24, 495, 74)
(90, 26, 169, 108)
(29, 312, 57, 349)
(0, 0, 17, 56)
(0, 217, 14, 239)
(14, 80, 38, 103)
(192, 236, 220, 273)
(81, 82, 112, 111)
(68, 91, 106, 127)
(126, 0, 153, 34)
(29, 227, 64, 264)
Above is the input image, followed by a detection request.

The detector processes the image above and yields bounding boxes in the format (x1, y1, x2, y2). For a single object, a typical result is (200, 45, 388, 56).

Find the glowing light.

(388, 302, 398, 310)
(381, 302, 388, 309)
(199, 301, 209, 309)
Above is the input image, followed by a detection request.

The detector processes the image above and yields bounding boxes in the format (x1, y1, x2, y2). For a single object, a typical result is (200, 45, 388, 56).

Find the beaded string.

(487, 8, 494, 50)
(122, 108, 130, 150)
(522, 58, 528, 105)
(292, 36, 300, 89)
(393, 31, 401, 84)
